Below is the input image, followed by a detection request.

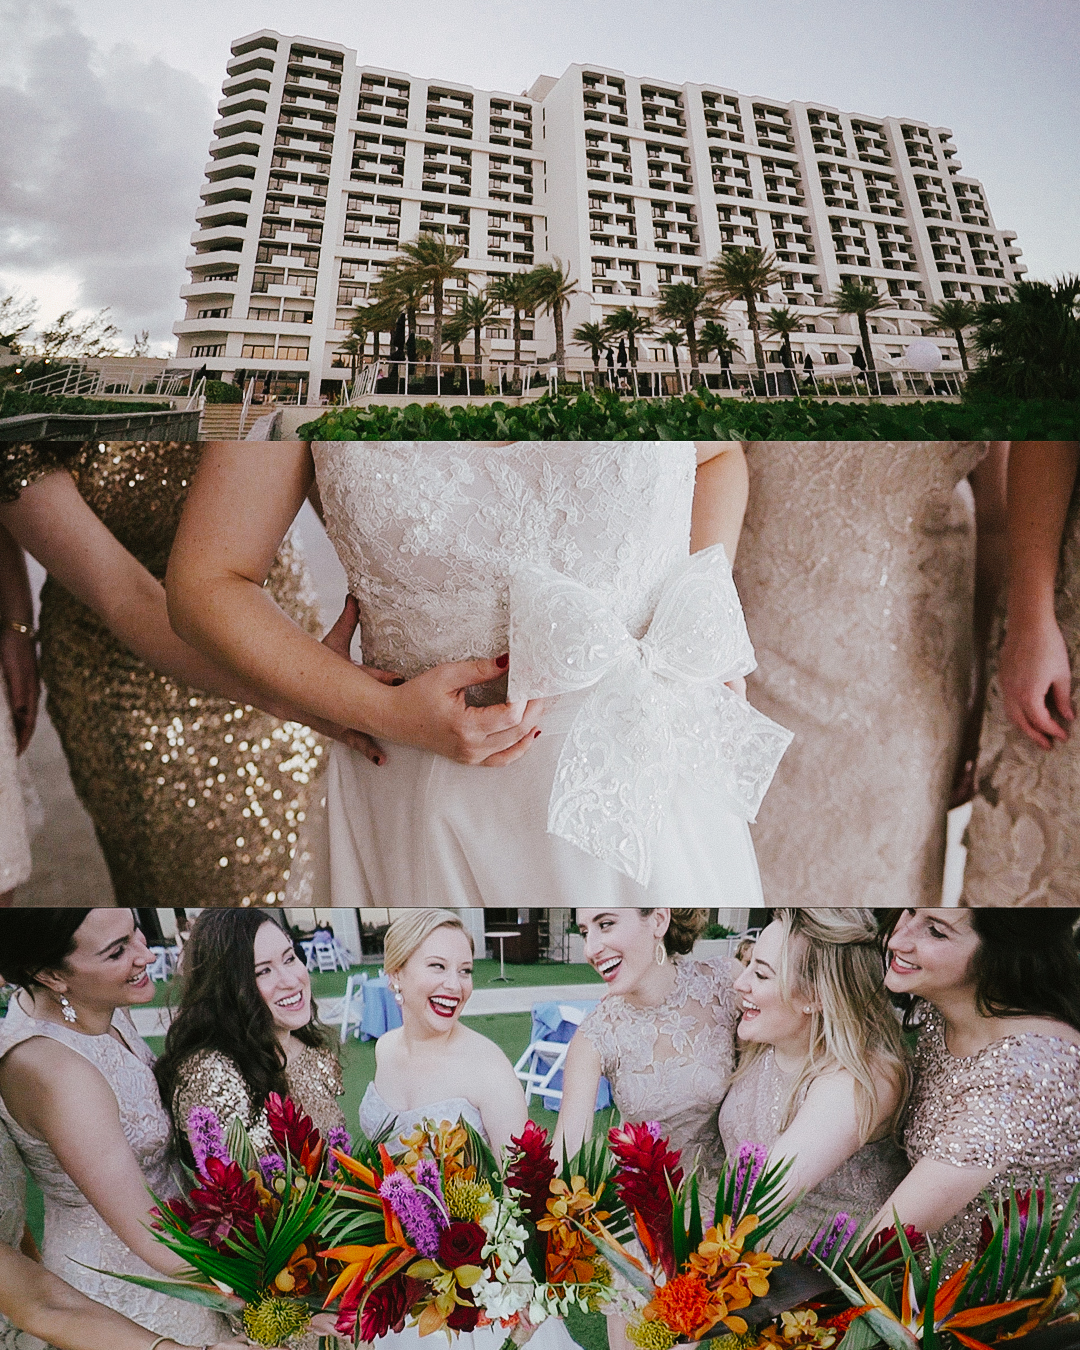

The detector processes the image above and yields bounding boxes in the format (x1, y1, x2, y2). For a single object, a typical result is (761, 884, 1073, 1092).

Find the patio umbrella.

(803, 352, 815, 372)
(389, 312, 406, 361)
(852, 344, 867, 371)
(605, 347, 615, 369)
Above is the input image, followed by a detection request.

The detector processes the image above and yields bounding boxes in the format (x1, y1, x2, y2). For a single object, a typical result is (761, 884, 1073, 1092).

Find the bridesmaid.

(0, 439, 382, 906)
(154, 909, 346, 1160)
(360, 908, 528, 1155)
(554, 909, 740, 1202)
(717, 909, 910, 1248)
(875, 908, 1080, 1271)
(0, 909, 225, 1346)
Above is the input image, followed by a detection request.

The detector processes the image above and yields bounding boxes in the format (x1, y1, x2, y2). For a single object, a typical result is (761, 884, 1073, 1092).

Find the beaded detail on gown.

(734, 441, 988, 906)
(0, 1115, 45, 1350)
(578, 956, 741, 1203)
(173, 1045, 346, 1157)
(1, 440, 326, 906)
(0, 995, 225, 1344)
(963, 469, 1080, 904)
(902, 1005, 1080, 1272)
(304, 441, 770, 907)
(358, 1082, 486, 1144)
(717, 1047, 909, 1250)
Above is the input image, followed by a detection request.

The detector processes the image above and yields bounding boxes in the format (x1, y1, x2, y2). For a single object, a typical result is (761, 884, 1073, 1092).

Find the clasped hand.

(322, 596, 546, 767)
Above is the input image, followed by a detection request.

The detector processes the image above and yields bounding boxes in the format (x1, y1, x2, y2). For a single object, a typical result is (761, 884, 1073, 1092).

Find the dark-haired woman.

(873, 908, 1080, 1273)
(155, 910, 346, 1162)
(0, 909, 226, 1346)
(554, 909, 741, 1199)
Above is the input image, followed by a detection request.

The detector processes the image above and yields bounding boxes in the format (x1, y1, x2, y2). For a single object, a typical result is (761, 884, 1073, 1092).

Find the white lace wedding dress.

(296, 440, 790, 907)
(0, 994, 225, 1346)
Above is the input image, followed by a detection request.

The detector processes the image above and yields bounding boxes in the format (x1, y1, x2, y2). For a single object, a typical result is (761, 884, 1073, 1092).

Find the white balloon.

(901, 338, 943, 371)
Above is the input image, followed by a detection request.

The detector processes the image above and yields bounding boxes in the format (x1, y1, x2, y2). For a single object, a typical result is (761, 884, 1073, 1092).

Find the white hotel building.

(173, 30, 1026, 398)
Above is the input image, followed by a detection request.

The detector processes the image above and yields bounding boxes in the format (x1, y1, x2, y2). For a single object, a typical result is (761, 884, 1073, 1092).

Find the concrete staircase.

(196, 401, 263, 439)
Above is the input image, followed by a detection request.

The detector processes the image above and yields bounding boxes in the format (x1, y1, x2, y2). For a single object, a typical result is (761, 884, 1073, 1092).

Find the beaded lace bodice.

(903, 1005, 1080, 1271)
(717, 1048, 909, 1251)
(312, 440, 695, 683)
(579, 957, 741, 1194)
(359, 1082, 488, 1146)
(0, 995, 224, 1343)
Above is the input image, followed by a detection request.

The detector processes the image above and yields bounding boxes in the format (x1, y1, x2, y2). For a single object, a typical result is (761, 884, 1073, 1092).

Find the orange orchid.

(688, 1215, 762, 1278)
(272, 1238, 321, 1296)
(758, 1307, 838, 1348)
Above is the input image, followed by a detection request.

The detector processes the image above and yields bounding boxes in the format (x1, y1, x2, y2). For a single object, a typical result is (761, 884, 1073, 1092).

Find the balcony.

(209, 133, 262, 161)
(179, 279, 238, 299)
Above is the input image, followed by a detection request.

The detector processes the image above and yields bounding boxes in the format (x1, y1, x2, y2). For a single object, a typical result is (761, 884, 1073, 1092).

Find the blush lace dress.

(0, 1114, 43, 1350)
(902, 1004, 1080, 1273)
(0, 994, 225, 1346)
(717, 1048, 909, 1251)
(578, 956, 743, 1206)
(297, 441, 790, 907)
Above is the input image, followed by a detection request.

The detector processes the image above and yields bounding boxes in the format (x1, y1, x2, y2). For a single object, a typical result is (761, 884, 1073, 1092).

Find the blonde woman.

(359, 909, 528, 1156)
(717, 909, 910, 1248)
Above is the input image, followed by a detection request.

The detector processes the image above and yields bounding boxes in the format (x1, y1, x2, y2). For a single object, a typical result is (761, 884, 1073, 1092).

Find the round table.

(485, 931, 520, 983)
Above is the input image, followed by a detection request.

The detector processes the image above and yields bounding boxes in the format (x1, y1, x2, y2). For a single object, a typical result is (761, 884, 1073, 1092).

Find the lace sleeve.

(173, 1051, 271, 1156)
(578, 1001, 619, 1083)
(706, 957, 743, 1041)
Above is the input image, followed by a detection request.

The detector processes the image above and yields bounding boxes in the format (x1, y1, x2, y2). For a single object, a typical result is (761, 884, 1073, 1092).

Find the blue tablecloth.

(360, 977, 403, 1040)
(529, 1000, 613, 1111)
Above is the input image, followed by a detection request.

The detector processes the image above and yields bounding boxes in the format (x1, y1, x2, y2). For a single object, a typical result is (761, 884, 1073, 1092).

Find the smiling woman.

(153, 908, 346, 1163)
(0, 908, 227, 1345)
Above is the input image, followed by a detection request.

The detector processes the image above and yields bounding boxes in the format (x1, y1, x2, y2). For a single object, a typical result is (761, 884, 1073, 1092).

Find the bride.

(166, 440, 790, 906)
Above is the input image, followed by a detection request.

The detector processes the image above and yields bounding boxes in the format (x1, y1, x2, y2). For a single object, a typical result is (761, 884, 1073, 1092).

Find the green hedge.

(204, 379, 244, 404)
(296, 389, 1080, 441)
(0, 388, 171, 418)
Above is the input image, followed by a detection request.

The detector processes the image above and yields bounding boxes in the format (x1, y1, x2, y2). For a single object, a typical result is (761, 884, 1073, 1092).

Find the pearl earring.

(655, 941, 667, 967)
(392, 986, 404, 1006)
(802, 1005, 812, 1015)
(59, 994, 78, 1024)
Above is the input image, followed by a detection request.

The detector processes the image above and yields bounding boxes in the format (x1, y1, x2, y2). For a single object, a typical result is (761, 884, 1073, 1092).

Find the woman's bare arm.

(471, 1040, 530, 1159)
(691, 445, 749, 559)
(0, 1241, 245, 1350)
(167, 441, 546, 766)
(552, 1030, 603, 1163)
(998, 441, 1079, 748)
(0, 1040, 185, 1276)
(869, 1155, 996, 1240)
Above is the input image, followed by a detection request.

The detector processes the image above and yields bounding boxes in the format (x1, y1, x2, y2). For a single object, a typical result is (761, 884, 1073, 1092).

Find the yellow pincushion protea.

(241, 1294, 312, 1346)
(444, 1175, 494, 1222)
(707, 1331, 763, 1350)
(626, 1318, 678, 1350)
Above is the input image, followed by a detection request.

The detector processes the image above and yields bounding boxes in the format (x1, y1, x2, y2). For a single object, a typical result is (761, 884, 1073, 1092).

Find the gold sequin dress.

(172, 1044, 346, 1155)
(0, 440, 326, 906)
(903, 1004, 1080, 1272)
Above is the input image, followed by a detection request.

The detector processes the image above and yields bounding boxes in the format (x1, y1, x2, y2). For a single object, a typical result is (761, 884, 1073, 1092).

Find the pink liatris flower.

(380, 1169, 446, 1259)
(186, 1106, 230, 1177)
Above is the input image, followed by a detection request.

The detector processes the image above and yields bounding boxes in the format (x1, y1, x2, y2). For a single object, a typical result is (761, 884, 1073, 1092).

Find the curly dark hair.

(0, 910, 91, 988)
(153, 910, 333, 1149)
(640, 908, 708, 956)
(882, 909, 1080, 1032)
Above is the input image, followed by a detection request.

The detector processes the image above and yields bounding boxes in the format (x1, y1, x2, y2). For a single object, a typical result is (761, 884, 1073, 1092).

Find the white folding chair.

(513, 1004, 588, 1105)
(339, 972, 368, 1044)
(316, 945, 339, 974)
(146, 947, 170, 982)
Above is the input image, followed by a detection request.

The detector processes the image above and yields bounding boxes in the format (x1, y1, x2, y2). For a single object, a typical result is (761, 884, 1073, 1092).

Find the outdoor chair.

(339, 971, 368, 1043)
(146, 947, 171, 982)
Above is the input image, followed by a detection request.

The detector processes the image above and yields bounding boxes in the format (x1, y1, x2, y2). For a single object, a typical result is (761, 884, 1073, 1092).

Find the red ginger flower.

(505, 1120, 558, 1226)
(267, 1092, 324, 1175)
(608, 1122, 683, 1280)
(167, 1155, 260, 1248)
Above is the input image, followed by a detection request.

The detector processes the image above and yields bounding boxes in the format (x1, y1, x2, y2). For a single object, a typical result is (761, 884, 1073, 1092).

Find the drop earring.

(59, 994, 78, 1024)
(655, 941, 667, 966)
(392, 985, 404, 1006)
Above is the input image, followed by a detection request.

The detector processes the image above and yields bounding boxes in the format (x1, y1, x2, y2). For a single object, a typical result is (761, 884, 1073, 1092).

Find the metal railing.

(183, 376, 206, 412)
(21, 363, 195, 400)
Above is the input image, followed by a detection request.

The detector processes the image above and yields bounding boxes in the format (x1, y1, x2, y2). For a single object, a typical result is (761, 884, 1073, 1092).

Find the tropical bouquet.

(816, 1183, 1080, 1350)
(102, 1093, 349, 1347)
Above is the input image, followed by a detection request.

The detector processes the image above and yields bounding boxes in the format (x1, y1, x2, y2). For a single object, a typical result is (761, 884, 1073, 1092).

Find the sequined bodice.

(718, 1048, 910, 1250)
(359, 1082, 488, 1146)
(173, 1045, 346, 1158)
(903, 1005, 1080, 1271)
(312, 441, 695, 683)
(579, 957, 741, 1194)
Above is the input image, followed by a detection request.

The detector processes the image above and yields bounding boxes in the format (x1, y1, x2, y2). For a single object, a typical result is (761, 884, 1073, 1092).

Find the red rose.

(438, 1221, 487, 1269)
(447, 1292, 481, 1332)
(351, 1275, 411, 1341)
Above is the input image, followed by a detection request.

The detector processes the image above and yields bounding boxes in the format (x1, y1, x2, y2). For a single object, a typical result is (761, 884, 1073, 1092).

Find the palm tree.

(335, 333, 365, 381)
(698, 319, 739, 366)
(572, 320, 608, 385)
(660, 329, 683, 369)
(967, 276, 1080, 400)
(377, 267, 428, 371)
(828, 277, 895, 373)
(655, 282, 713, 386)
(602, 306, 653, 390)
(393, 232, 468, 373)
(455, 291, 497, 383)
(352, 297, 399, 364)
(925, 297, 981, 371)
(441, 309, 471, 390)
(704, 247, 786, 374)
(530, 259, 578, 383)
(763, 306, 801, 369)
(487, 271, 539, 389)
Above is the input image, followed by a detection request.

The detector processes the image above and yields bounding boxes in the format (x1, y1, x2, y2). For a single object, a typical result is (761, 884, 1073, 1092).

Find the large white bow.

(507, 544, 793, 885)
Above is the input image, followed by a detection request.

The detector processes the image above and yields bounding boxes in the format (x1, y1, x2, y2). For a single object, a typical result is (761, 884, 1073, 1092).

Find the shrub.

(0, 389, 171, 418)
(203, 379, 244, 404)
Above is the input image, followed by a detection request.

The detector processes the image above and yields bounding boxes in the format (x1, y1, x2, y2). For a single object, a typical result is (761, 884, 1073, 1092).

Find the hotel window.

(278, 343, 310, 360)
(241, 343, 275, 359)
(190, 344, 225, 357)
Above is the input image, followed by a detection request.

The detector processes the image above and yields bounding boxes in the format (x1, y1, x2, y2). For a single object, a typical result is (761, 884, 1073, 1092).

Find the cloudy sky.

(1, 0, 1077, 356)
